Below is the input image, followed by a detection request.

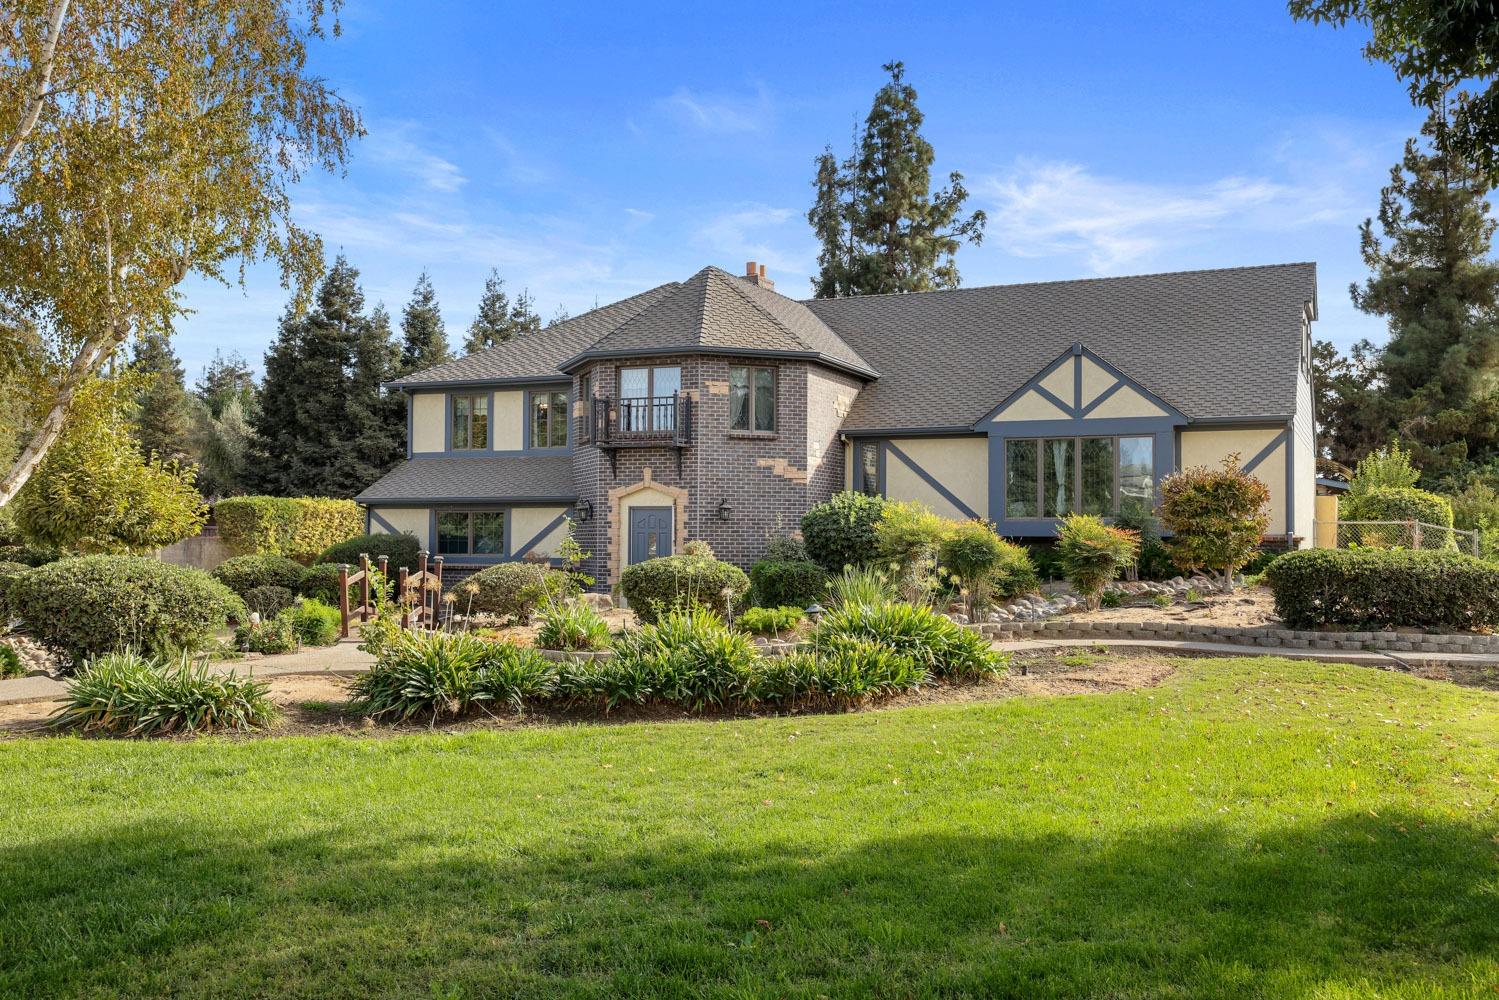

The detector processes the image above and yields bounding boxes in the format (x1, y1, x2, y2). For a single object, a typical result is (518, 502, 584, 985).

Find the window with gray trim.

(436, 510, 505, 556)
(729, 365, 775, 432)
(858, 441, 880, 496)
(1005, 435, 1153, 518)
(529, 390, 568, 449)
(450, 394, 489, 450)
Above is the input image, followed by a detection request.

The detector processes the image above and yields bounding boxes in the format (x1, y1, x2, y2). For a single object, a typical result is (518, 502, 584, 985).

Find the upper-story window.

(619, 365, 681, 432)
(729, 365, 776, 432)
(577, 374, 592, 442)
(451, 393, 489, 450)
(529, 389, 569, 449)
(1005, 435, 1153, 519)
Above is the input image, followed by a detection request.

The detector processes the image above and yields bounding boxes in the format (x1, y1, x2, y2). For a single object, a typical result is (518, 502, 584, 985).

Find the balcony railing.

(591, 393, 692, 447)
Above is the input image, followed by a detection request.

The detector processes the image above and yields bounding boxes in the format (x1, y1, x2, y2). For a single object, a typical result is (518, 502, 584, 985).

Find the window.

(578, 375, 592, 442)
(436, 511, 506, 556)
(729, 365, 776, 432)
(858, 441, 880, 496)
(529, 389, 569, 449)
(619, 365, 681, 432)
(450, 394, 489, 450)
(1005, 435, 1155, 519)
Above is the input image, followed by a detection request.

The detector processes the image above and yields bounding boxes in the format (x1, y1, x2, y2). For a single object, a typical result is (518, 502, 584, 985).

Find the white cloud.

(693, 204, 809, 275)
(364, 122, 467, 193)
(658, 85, 773, 134)
(484, 129, 551, 186)
(979, 159, 1354, 273)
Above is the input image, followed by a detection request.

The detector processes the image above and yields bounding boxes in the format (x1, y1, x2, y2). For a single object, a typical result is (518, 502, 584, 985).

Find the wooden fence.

(337, 551, 445, 639)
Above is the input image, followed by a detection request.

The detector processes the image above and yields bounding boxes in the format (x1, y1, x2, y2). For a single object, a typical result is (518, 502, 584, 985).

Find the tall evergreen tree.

(807, 61, 986, 298)
(399, 271, 451, 373)
(1350, 97, 1499, 478)
(333, 303, 405, 488)
(130, 330, 193, 463)
(250, 256, 402, 497)
(196, 349, 259, 421)
(464, 269, 543, 353)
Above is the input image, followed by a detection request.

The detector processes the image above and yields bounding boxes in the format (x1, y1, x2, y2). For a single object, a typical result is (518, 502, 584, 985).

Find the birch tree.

(0, 0, 362, 506)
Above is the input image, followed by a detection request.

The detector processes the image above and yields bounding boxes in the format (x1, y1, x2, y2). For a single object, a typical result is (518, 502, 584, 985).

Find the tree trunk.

(0, 0, 70, 175)
(0, 333, 114, 508)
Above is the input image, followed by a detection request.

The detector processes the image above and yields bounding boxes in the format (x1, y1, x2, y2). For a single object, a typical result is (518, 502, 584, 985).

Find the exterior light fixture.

(804, 602, 825, 623)
(574, 497, 593, 522)
(716, 498, 732, 521)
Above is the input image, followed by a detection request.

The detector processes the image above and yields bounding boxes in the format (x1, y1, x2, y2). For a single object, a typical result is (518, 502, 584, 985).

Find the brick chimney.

(743, 260, 775, 291)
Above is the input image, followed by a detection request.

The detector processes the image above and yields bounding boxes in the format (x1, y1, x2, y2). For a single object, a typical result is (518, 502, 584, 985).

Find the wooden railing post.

(358, 554, 370, 623)
(398, 566, 410, 629)
(338, 564, 351, 639)
(416, 550, 429, 628)
(433, 556, 444, 626)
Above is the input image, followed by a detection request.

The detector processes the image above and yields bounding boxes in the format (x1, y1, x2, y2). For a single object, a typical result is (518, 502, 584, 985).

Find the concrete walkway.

(0, 639, 374, 707)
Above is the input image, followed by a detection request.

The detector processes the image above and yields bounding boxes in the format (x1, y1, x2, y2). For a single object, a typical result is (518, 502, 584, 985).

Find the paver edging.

(979, 618, 1498, 656)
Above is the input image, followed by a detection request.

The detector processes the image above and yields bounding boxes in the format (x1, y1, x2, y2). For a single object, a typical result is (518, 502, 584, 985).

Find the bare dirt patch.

(1079, 586, 1280, 628)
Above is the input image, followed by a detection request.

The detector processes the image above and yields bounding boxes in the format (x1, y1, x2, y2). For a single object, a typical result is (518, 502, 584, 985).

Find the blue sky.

(176, 0, 1421, 382)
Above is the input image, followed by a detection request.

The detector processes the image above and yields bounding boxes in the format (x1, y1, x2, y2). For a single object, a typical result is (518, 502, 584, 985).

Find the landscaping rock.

(579, 593, 615, 612)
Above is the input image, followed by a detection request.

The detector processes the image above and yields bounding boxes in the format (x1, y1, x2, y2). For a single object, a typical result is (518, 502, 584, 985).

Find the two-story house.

(356, 260, 1318, 588)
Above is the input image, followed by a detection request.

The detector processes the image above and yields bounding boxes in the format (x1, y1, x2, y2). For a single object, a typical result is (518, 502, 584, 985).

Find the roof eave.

(558, 345, 879, 381)
(384, 374, 571, 391)
(356, 492, 578, 505)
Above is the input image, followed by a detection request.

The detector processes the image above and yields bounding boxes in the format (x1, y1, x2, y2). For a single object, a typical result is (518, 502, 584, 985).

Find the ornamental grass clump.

(601, 607, 758, 710)
(351, 631, 556, 721)
(535, 600, 611, 652)
(52, 651, 274, 737)
(750, 639, 926, 709)
(812, 600, 1008, 680)
(824, 565, 897, 609)
(1055, 513, 1140, 609)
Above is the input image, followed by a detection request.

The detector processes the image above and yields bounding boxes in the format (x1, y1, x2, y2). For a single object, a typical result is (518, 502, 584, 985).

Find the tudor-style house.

(356, 260, 1319, 588)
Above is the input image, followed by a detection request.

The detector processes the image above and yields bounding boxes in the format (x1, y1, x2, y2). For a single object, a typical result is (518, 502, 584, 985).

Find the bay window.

(1005, 435, 1155, 519)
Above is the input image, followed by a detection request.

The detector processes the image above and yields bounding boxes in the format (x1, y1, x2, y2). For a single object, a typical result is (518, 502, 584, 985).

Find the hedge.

(5, 556, 246, 666)
(748, 558, 828, 609)
(211, 554, 306, 596)
(801, 492, 888, 572)
(619, 554, 751, 625)
(317, 532, 422, 572)
(1342, 486, 1455, 544)
(214, 496, 362, 563)
(1264, 548, 1499, 631)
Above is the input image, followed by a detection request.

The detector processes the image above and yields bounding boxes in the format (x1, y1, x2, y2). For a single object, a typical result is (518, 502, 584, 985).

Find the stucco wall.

(883, 437, 988, 521)
(493, 390, 524, 451)
(1179, 427, 1287, 535)
(510, 506, 571, 557)
(371, 506, 428, 542)
(1292, 361, 1316, 545)
(411, 393, 444, 453)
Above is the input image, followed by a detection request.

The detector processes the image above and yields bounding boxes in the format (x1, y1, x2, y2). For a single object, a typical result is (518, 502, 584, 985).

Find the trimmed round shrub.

(297, 563, 350, 605)
(618, 554, 751, 625)
(939, 520, 1038, 610)
(318, 532, 422, 573)
(6, 556, 245, 665)
(212, 554, 306, 596)
(763, 535, 808, 562)
(1343, 486, 1455, 545)
(464, 562, 572, 623)
(214, 496, 362, 562)
(1265, 548, 1499, 630)
(242, 585, 296, 618)
(801, 491, 888, 572)
(748, 558, 828, 609)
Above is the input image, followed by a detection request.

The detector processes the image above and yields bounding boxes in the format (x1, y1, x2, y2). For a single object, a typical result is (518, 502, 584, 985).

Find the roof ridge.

(712, 267, 809, 350)
(799, 261, 1318, 305)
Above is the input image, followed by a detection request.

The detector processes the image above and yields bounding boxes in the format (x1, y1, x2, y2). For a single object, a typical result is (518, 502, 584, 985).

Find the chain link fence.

(1315, 519, 1482, 555)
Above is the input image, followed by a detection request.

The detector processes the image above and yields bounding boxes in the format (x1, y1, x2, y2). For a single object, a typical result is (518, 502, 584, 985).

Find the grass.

(1, 656, 1496, 998)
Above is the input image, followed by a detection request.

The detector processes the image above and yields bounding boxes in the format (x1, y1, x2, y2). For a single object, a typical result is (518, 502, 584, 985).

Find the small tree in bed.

(1159, 457, 1270, 591)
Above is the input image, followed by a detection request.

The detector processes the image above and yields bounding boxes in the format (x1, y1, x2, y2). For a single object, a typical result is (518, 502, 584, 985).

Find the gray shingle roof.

(355, 456, 576, 504)
(560, 266, 876, 377)
(803, 262, 1317, 430)
(387, 284, 680, 388)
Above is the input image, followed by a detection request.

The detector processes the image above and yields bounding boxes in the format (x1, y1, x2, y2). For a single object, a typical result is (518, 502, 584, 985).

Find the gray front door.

(628, 507, 673, 565)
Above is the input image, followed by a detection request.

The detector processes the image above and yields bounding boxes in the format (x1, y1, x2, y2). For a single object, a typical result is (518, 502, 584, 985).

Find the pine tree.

(547, 304, 572, 327)
(464, 269, 543, 353)
(807, 61, 986, 297)
(130, 330, 193, 463)
(249, 256, 402, 497)
(399, 271, 451, 373)
(1351, 97, 1499, 479)
(196, 349, 259, 421)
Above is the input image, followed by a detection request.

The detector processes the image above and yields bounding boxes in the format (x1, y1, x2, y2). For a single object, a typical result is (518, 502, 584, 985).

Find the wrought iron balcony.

(590, 393, 693, 475)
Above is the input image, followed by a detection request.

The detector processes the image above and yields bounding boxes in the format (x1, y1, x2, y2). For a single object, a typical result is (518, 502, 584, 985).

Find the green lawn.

(2, 657, 1496, 999)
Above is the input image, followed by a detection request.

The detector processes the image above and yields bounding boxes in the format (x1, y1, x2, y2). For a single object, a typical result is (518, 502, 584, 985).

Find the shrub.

(813, 601, 1008, 680)
(242, 584, 296, 618)
(737, 605, 803, 636)
(215, 496, 362, 562)
(680, 539, 716, 558)
(750, 640, 926, 708)
(1343, 486, 1455, 545)
(1024, 542, 1065, 581)
(1114, 500, 1175, 581)
(939, 520, 1037, 615)
(6, 556, 244, 666)
(763, 535, 808, 562)
(465, 562, 573, 623)
(351, 630, 491, 721)
(212, 554, 306, 596)
(1265, 548, 1499, 630)
(801, 491, 887, 572)
(297, 563, 350, 605)
(0, 643, 24, 679)
(1135, 541, 1178, 581)
(234, 614, 297, 654)
(0, 545, 59, 567)
(825, 565, 897, 609)
(603, 607, 757, 710)
(535, 601, 611, 651)
(318, 532, 423, 573)
(1243, 549, 1283, 576)
(1450, 479, 1499, 558)
(618, 554, 751, 625)
(1055, 513, 1139, 608)
(748, 558, 828, 609)
(51, 651, 274, 736)
(1159, 458, 1270, 588)
(288, 598, 341, 647)
(1347, 443, 1420, 498)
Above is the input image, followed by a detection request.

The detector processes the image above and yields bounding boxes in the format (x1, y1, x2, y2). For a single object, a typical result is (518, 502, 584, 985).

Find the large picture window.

(436, 511, 506, 556)
(529, 389, 569, 449)
(1005, 435, 1154, 519)
(619, 365, 681, 432)
(729, 366, 776, 432)
(450, 394, 489, 450)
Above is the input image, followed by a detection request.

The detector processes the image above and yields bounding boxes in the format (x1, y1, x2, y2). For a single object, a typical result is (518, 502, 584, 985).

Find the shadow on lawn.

(1, 811, 1494, 998)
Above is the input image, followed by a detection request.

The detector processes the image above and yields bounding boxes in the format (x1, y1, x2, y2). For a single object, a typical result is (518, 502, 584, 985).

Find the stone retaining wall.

(977, 618, 1499, 655)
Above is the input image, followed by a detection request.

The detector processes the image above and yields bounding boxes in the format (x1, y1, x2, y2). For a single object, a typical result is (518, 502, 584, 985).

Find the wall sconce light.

(716, 498, 732, 521)
(574, 498, 593, 523)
